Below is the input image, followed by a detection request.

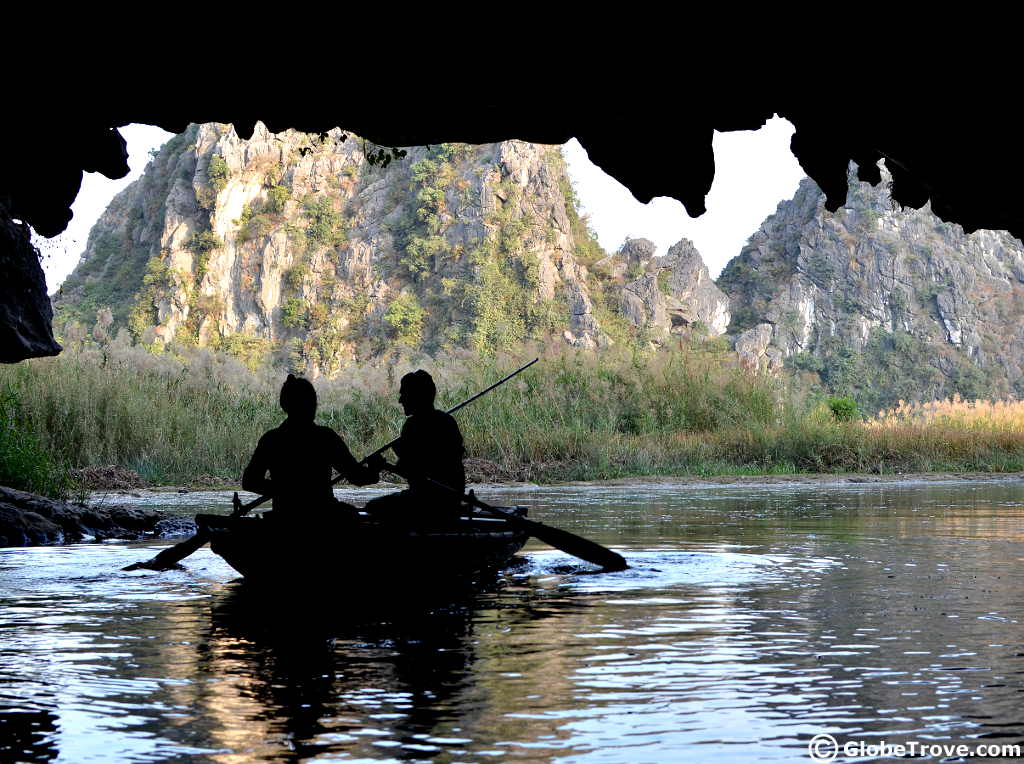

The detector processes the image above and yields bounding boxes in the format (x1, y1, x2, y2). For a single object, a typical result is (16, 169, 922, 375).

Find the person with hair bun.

(242, 374, 380, 520)
(364, 369, 466, 523)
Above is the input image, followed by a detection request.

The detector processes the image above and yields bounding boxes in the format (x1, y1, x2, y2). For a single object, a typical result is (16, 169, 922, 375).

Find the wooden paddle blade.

(474, 502, 627, 571)
(121, 531, 210, 571)
(518, 516, 628, 571)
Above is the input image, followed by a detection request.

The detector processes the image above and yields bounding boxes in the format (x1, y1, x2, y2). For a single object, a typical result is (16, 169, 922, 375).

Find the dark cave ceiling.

(3, 86, 1023, 362)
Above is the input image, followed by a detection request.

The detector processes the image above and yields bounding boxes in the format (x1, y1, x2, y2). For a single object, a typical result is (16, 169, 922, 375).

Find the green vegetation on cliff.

(789, 327, 994, 415)
(55, 126, 200, 336)
(716, 167, 1024, 413)
(372, 143, 585, 357)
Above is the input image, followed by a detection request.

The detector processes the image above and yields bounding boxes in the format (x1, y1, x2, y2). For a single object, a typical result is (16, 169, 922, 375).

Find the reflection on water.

(1, 480, 1023, 761)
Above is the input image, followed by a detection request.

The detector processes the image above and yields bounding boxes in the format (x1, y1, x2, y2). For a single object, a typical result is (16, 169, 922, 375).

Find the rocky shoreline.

(0, 485, 187, 547)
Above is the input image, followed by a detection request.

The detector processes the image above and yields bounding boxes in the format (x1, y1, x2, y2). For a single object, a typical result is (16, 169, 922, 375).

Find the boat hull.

(201, 508, 529, 585)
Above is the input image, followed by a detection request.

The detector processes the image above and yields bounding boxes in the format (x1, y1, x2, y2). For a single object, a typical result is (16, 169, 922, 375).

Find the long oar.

(122, 359, 539, 572)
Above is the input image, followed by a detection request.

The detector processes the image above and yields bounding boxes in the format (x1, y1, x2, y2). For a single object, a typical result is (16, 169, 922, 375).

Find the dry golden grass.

(867, 395, 1024, 431)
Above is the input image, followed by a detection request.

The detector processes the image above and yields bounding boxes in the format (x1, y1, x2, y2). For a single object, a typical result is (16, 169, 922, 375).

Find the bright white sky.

(38, 117, 806, 292)
(560, 117, 805, 276)
(37, 124, 176, 292)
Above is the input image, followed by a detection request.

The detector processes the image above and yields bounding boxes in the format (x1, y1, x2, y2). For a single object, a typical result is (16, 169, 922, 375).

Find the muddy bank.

(547, 470, 1024, 490)
(0, 485, 190, 547)
(95, 470, 1024, 504)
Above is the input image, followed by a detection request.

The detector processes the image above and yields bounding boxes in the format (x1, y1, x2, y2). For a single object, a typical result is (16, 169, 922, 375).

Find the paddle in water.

(122, 359, 540, 572)
(366, 459, 628, 573)
(466, 491, 628, 572)
(416, 476, 627, 572)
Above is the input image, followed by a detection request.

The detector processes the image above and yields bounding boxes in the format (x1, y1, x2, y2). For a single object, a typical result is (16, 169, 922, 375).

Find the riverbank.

(93, 470, 1024, 501)
(5, 344, 1024, 498)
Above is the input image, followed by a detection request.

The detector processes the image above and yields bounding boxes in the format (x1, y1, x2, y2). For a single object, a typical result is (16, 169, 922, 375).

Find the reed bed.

(867, 396, 1024, 430)
(3, 343, 1024, 497)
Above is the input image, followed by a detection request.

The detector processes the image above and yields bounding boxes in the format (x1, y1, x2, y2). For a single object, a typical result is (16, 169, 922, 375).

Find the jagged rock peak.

(594, 237, 730, 340)
(717, 161, 1024, 408)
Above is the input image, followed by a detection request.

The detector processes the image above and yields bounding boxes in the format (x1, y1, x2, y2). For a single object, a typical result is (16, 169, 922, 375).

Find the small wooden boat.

(197, 507, 530, 585)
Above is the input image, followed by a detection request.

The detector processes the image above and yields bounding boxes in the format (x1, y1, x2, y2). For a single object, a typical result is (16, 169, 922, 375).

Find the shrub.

(186, 230, 222, 281)
(284, 263, 309, 291)
(657, 270, 673, 296)
(265, 184, 291, 215)
(216, 334, 274, 372)
(207, 155, 230, 193)
(281, 298, 307, 329)
(384, 293, 425, 347)
(828, 396, 858, 422)
(235, 205, 274, 242)
(788, 352, 824, 373)
(303, 195, 345, 247)
(187, 229, 222, 256)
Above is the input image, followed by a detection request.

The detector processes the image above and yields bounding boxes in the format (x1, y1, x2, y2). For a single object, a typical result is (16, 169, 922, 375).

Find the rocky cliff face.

(1, 205, 61, 361)
(54, 124, 611, 373)
(717, 165, 1024, 408)
(54, 124, 732, 374)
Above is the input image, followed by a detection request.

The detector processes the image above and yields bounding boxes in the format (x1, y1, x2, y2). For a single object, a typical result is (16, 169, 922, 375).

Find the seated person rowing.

(242, 374, 380, 522)
(364, 370, 466, 525)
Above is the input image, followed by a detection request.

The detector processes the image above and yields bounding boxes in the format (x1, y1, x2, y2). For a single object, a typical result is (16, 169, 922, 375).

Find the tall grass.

(0, 346, 283, 484)
(867, 395, 1024, 430)
(0, 385, 77, 497)
(2, 342, 1024, 489)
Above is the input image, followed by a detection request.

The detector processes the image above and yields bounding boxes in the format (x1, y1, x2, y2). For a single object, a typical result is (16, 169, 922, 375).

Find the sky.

(37, 117, 807, 292)
(36, 124, 176, 291)
(560, 117, 805, 276)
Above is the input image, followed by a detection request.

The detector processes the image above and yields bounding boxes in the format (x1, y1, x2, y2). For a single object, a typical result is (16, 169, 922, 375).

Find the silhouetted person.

(242, 374, 379, 520)
(365, 370, 466, 523)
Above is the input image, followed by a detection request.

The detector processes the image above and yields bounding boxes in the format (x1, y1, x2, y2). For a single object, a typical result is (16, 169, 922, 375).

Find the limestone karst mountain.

(52, 127, 1024, 409)
(53, 123, 728, 374)
(717, 164, 1024, 410)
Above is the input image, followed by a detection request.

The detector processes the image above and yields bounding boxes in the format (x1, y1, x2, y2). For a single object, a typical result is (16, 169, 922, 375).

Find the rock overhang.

(4, 81, 1024, 362)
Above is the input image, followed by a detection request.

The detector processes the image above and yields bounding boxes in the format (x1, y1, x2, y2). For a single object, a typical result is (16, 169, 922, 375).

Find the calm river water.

(1, 480, 1023, 762)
